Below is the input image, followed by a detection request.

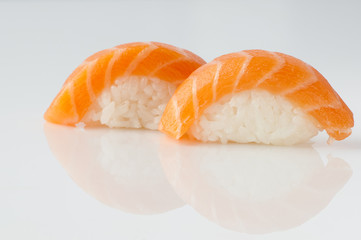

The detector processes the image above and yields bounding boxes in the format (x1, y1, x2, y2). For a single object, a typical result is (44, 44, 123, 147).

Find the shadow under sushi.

(43, 122, 185, 215)
(158, 137, 353, 234)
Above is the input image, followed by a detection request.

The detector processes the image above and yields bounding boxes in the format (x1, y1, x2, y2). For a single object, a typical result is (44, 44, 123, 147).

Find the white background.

(1, 1, 360, 239)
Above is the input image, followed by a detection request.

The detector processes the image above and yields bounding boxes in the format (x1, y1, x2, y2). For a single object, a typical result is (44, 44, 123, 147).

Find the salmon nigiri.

(159, 50, 354, 145)
(44, 42, 205, 129)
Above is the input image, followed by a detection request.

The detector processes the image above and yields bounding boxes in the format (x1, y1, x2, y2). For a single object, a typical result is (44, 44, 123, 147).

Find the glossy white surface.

(1, 1, 361, 239)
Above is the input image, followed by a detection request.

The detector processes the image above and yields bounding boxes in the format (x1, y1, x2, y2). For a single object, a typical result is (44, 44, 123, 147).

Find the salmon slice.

(44, 42, 205, 127)
(159, 50, 353, 142)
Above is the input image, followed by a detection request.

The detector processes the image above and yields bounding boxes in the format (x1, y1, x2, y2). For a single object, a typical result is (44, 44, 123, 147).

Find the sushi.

(44, 42, 205, 129)
(159, 50, 354, 145)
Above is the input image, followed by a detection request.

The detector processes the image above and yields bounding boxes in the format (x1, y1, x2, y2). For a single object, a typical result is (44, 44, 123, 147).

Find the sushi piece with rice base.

(44, 42, 205, 129)
(159, 50, 354, 145)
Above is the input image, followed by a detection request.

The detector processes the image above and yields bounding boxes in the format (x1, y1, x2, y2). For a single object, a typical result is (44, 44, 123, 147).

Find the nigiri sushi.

(44, 42, 205, 129)
(159, 50, 354, 145)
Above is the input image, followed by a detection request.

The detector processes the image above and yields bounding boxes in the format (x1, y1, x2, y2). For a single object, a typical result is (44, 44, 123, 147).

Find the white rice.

(84, 76, 177, 130)
(189, 90, 320, 145)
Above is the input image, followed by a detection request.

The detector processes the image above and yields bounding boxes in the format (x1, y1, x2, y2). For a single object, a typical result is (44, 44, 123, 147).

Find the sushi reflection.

(159, 138, 352, 234)
(44, 123, 184, 215)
